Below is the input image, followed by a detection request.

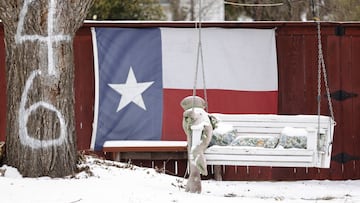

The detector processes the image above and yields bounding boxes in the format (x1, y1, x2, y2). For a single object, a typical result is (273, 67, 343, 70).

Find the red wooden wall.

(1, 22, 359, 180)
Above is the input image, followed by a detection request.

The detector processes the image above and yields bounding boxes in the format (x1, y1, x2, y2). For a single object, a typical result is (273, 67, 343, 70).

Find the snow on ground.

(0, 156, 359, 203)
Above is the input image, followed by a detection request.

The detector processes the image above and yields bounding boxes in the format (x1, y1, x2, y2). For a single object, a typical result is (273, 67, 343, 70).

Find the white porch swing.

(187, 2, 336, 170)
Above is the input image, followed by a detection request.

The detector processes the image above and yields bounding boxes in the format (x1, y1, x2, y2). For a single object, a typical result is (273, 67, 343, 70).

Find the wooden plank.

(271, 167, 300, 180)
(103, 146, 187, 152)
(313, 168, 331, 180)
(111, 151, 187, 160)
(74, 27, 95, 150)
(213, 114, 332, 122)
(247, 166, 262, 180)
(344, 35, 360, 179)
(206, 146, 313, 156)
(104, 140, 187, 147)
(214, 115, 334, 130)
(302, 34, 318, 115)
(222, 166, 240, 181)
(321, 34, 342, 180)
(255, 166, 273, 180)
(350, 35, 360, 179)
(133, 160, 152, 169)
(230, 122, 331, 128)
(207, 160, 314, 167)
(176, 160, 189, 178)
(103, 141, 187, 152)
(276, 34, 307, 115)
(206, 154, 313, 163)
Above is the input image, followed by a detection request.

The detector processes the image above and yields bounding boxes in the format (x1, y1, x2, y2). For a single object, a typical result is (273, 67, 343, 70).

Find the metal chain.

(314, 2, 336, 155)
(316, 20, 322, 120)
(315, 11, 335, 123)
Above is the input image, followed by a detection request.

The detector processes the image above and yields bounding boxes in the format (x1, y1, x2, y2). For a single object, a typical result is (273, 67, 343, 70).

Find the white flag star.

(108, 67, 154, 112)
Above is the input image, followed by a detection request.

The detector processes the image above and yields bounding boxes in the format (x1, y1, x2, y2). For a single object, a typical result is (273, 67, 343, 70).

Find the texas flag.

(90, 27, 278, 151)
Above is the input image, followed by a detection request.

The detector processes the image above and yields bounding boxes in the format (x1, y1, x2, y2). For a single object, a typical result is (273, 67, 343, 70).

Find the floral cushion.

(208, 124, 308, 149)
(277, 127, 308, 149)
(230, 135, 279, 148)
(278, 135, 307, 149)
(209, 123, 237, 146)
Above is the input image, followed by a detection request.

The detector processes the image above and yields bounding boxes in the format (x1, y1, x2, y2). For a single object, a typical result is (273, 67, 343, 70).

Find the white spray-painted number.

(19, 70, 67, 149)
(16, 0, 70, 149)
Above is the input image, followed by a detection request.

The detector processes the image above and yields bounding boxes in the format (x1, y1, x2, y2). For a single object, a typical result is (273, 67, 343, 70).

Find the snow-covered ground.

(1, 156, 359, 203)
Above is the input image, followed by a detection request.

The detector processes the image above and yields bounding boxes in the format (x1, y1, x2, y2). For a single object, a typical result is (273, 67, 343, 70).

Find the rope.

(192, 0, 208, 112)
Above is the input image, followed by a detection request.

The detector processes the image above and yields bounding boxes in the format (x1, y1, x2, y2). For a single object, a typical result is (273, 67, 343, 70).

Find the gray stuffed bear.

(181, 96, 213, 193)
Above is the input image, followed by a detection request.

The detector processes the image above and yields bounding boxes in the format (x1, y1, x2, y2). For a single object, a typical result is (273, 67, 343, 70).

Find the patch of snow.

(0, 156, 359, 203)
(2, 165, 23, 178)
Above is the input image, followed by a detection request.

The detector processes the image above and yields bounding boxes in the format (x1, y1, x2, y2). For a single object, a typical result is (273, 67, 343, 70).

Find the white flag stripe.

(161, 28, 278, 91)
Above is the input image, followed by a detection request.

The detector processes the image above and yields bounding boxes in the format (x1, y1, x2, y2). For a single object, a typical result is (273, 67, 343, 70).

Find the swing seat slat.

(206, 147, 315, 167)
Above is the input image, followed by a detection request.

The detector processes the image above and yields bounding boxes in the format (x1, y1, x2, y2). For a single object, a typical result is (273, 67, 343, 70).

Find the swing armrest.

(306, 128, 317, 150)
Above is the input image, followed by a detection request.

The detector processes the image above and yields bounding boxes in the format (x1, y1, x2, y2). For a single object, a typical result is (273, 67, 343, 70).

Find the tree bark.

(0, 0, 93, 177)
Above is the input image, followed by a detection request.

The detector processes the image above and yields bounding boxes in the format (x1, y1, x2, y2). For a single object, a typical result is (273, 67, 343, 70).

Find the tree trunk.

(0, 0, 93, 177)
